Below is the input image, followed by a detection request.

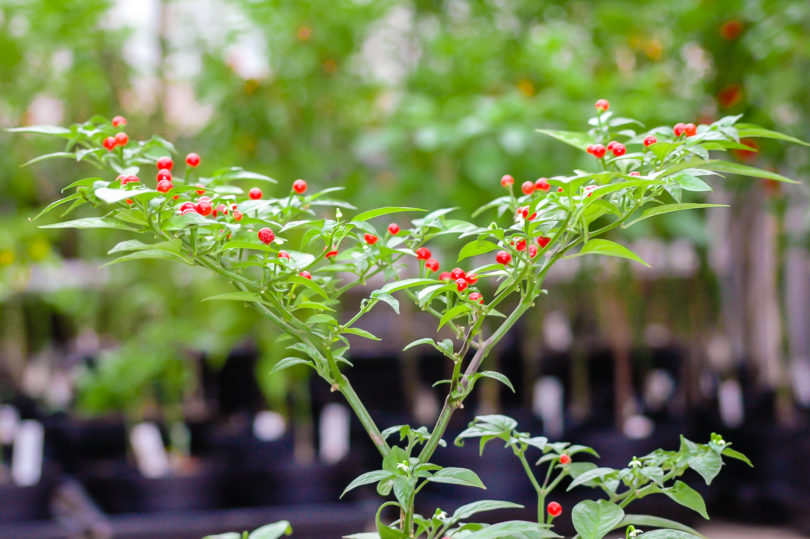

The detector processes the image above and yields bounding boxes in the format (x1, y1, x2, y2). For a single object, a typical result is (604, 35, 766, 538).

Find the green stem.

(517, 449, 544, 522)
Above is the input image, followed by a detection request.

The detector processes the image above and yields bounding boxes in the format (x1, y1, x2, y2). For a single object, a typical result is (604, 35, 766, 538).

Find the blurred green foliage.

(1, 0, 808, 415)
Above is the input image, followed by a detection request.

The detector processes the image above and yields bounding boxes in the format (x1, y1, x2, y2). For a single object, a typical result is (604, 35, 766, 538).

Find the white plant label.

(130, 422, 170, 478)
(319, 403, 350, 464)
(12, 420, 44, 486)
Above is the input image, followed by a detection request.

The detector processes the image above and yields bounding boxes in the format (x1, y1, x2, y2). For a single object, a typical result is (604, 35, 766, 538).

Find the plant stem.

(517, 449, 544, 522)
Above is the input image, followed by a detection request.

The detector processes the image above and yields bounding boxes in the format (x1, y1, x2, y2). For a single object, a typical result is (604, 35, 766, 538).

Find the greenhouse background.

(1, 1, 809, 538)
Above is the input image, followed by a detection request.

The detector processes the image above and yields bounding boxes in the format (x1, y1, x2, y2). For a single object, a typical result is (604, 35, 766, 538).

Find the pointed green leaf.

(463, 520, 560, 538)
(701, 160, 798, 183)
(378, 278, 436, 295)
(371, 291, 400, 314)
(94, 187, 158, 204)
(735, 124, 810, 147)
(450, 500, 524, 522)
(624, 203, 728, 228)
(673, 174, 711, 192)
(439, 304, 471, 330)
(268, 357, 315, 376)
(351, 207, 425, 223)
(21, 151, 76, 167)
(248, 521, 292, 539)
(101, 249, 193, 267)
(721, 447, 753, 467)
(32, 193, 83, 221)
(340, 470, 392, 498)
(40, 217, 140, 231)
(428, 467, 485, 489)
(567, 467, 618, 490)
(477, 371, 515, 393)
(7, 125, 72, 136)
(663, 481, 709, 519)
(403, 338, 436, 352)
(214, 166, 276, 183)
(571, 500, 625, 539)
(343, 327, 381, 341)
(568, 239, 649, 267)
(202, 291, 270, 304)
(457, 240, 500, 262)
(637, 531, 701, 539)
(615, 515, 705, 538)
(536, 129, 592, 151)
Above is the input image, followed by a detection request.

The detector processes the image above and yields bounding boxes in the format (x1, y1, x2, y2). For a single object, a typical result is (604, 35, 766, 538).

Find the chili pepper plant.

(11, 101, 806, 539)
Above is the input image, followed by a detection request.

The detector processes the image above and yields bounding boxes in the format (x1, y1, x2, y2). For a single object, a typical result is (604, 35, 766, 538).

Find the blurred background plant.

(1, 1, 809, 536)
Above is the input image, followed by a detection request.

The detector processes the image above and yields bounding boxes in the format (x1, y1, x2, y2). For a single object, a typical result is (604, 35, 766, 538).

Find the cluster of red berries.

(586, 140, 625, 159)
(673, 122, 697, 137)
(435, 267, 481, 299)
(103, 132, 128, 150)
(500, 174, 552, 196)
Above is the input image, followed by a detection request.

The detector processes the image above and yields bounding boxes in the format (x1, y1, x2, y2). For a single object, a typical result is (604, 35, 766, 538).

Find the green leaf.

(7, 125, 72, 135)
(567, 467, 618, 490)
(450, 500, 524, 522)
(268, 357, 314, 376)
(571, 500, 625, 539)
(371, 292, 400, 314)
(662, 481, 709, 519)
(341, 470, 392, 498)
(568, 239, 649, 267)
(101, 249, 193, 267)
(673, 174, 711, 192)
(62, 176, 104, 192)
(343, 327, 381, 341)
(700, 160, 798, 184)
(477, 371, 515, 393)
(351, 207, 425, 223)
(214, 166, 277, 183)
(218, 240, 277, 253)
(637, 531, 702, 539)
(248, 521, 292, 539)
(428, 467, 486, 489)
(33, 193, 83, 221)
(376, 502, 408, 539)
(94, 187, 157, 204)
(624, 203, 727, 228)
(687, 449, 723, 485)
(615, 515, 705, 538)
(40, 217, 140, 231)
(289, 275, 330, 299)
(463, 520, 560, 538)
(536, 129, 593, 151)
(721, 447, 753, 467)
(202, 291, 270, 305)
(403, 338, 436, 352)
(21, 151, 76, 167)
(378, 278, 436, 295)
(439, 304, 471, 330)
(108, 239, 182, 255)
(416, 283, 448, 306)
(735, 124, 810, 147)
(457, 239, 500, 262)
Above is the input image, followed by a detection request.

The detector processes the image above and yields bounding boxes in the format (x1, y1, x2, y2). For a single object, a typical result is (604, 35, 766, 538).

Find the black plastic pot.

(0, 480, 54, 523)
(80, 460, 222, 514)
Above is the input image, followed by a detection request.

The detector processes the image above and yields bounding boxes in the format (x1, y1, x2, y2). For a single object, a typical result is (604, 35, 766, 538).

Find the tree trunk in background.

(596, 283, 635, 429)
(708, 186, 791, 421)
(785, 194, 810, 409)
